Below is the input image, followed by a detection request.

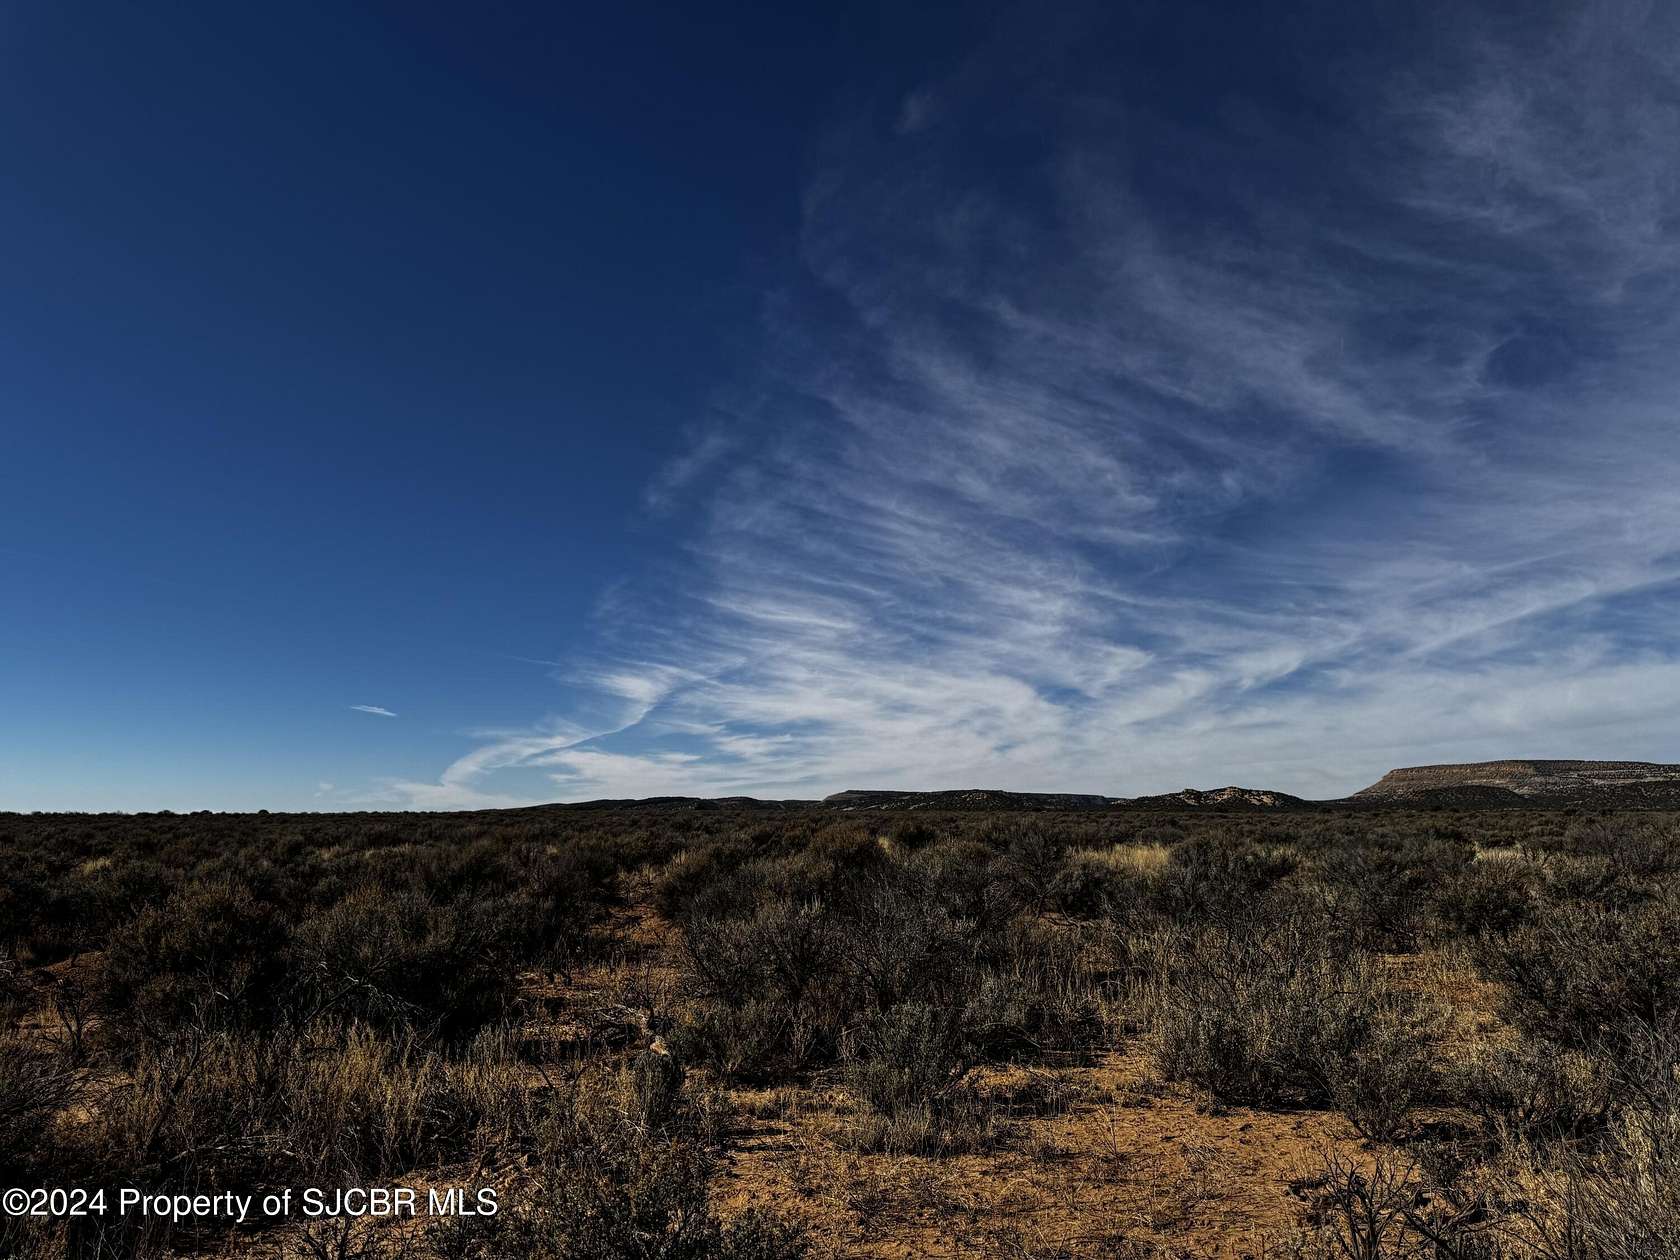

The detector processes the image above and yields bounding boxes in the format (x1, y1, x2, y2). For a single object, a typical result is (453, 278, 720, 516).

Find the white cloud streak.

(350, 705, 397, 718)
(389, 2, 1680, 806)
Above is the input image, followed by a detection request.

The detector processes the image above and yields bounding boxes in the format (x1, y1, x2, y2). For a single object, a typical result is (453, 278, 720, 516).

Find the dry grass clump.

(1474, 844, 1526, 862)
(1047, 844, 1172, 917)
(1075, 842, 1172, 875)
(86, 1021, 528, 1191)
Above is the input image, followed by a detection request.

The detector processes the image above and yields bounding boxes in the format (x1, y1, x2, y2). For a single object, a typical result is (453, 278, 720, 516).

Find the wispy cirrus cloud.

(349, 704, 397, 718)
(384, 1, 1680, 807)
(641, 424, 738, 515)
(373, 686, 679, 809)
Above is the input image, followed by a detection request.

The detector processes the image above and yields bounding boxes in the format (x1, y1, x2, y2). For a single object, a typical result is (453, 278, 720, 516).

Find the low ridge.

(1125, 786, 1311, 810)
(540, 759, 1680, 813)
(823, 789, 1116, 811)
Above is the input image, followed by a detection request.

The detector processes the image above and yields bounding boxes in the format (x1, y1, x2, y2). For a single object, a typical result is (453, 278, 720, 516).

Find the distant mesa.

(821, 763, 1680, 812)
(1345, 760, 1680, 808)
(1124, 786, 1310, 810)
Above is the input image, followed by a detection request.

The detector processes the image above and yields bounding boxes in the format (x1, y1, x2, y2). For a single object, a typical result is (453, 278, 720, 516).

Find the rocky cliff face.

(1349, 760, 1680, 806)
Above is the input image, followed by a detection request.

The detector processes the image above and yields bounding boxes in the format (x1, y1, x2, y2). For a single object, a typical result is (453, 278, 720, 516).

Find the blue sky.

(4, 0, 1679, 810)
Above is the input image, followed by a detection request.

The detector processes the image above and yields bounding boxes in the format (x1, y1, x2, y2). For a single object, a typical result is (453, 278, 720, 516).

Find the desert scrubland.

(3, 805, 1678, 1258)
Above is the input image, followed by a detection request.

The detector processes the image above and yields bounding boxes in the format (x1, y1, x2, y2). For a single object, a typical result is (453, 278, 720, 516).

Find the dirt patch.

(715, 1052, 1358, 1258)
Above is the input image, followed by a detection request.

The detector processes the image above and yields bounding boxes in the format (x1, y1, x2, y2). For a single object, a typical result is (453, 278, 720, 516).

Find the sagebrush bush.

(674, 895, 847, 1078)
(523, 847, 612, 980)
(290, 886, 521, 1039)
(962, 918, 1106, 1057)
(1568, 817, 1680, 881)
(0, 1033, 73, 1185)
(101, 878, 288, 1044)
(652, 839, 759, 919)
(1435, 858, 1538, 937)
(1046, 845, 1161, 918)
(845, 871, 985, 1010)
(673, 844, 1106, 1087)
(1155, 838, 1297, 925)
(671, 996, 825, 1082)
(1144, 913, 1437, 1135)
(1533, 850, 1641, 910)
(1272, 1146, 1496, 1259)
(1476, 883, 1680, 1048)
(1458, 1040, 1617, 1146)
(1328, 1012, 1441, 1142)
(909, 839, 1026, 939)
(841, 1001, 994, 1154)
(1317, 837, 1468, 951)
(846, 1000, 971, 1115)
(678, 896, 838, 1010)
